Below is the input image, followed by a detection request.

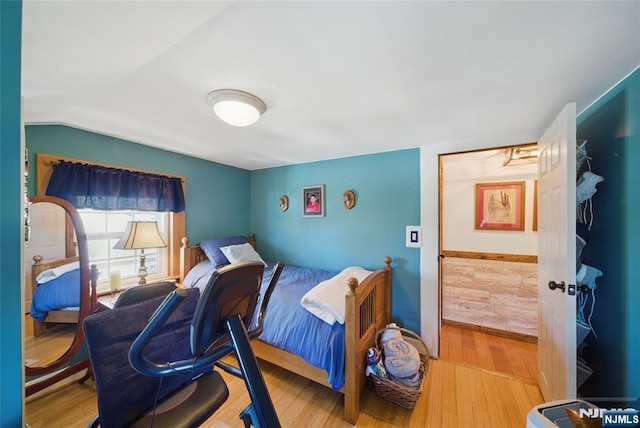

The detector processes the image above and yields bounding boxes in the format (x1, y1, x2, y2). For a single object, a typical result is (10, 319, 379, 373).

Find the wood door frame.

(437, 144, 539, 349)
(420, 139, 542, 360)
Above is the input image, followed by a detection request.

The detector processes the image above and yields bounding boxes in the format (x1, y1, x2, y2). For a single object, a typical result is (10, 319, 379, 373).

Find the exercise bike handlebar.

(128, 289, 233, 377)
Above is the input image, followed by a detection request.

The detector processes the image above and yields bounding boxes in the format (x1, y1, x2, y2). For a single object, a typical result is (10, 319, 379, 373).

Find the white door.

(23, 202, 67, 312)
(537, 103, 577, 401)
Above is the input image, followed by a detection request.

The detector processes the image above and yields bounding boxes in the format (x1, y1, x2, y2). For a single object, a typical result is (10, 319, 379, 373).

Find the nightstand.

(97, 292, 120, 311)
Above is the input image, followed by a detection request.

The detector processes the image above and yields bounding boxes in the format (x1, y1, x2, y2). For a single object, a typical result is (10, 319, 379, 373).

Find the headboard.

(180, 233, 256, 283)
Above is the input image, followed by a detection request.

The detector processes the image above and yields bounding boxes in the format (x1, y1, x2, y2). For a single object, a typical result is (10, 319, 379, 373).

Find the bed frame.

(180, 235, 392, 424)
(31, 255, 99, 336)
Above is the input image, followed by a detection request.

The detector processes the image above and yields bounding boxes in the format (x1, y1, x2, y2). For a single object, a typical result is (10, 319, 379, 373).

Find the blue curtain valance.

(45, 160, 185, 212)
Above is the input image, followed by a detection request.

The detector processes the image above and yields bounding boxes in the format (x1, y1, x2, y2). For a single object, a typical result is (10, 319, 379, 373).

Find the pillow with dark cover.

(83, 288, 205, 428)
(199, 236, 249, 268)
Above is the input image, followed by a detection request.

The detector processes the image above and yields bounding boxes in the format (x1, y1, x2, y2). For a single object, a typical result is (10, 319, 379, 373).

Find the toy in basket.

(366, 323, 430, 409)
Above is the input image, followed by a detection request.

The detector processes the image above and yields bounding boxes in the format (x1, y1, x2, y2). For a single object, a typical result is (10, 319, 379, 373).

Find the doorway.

(438, 146, 538, 380)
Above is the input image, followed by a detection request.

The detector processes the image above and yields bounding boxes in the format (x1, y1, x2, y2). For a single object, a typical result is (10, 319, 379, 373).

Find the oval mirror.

(24, 196, 92, 392)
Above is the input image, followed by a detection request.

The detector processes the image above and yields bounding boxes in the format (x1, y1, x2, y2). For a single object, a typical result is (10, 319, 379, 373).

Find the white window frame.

(78, 209, 169, 293)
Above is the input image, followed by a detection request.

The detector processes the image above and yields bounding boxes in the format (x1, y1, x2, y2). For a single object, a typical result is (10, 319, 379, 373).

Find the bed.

(30, 255, 99, 336)
(179, 234, 392, 424)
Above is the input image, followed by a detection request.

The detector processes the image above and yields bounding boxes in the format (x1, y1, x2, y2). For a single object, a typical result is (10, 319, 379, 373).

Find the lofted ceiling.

(21, 1, 640, 170)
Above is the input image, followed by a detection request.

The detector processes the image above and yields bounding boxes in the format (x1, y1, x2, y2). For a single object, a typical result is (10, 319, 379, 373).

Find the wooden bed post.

(180, 236, 211, 283)
(180, 236, 202, 283)
(344, 277, 360, 424)
(344, 256, 392, 424)
(31, 255, 46, 337)
(180, 237, 191, 283)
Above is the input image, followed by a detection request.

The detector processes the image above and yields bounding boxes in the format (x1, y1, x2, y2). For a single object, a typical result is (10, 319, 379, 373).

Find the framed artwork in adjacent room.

(475, 181, 525, 231)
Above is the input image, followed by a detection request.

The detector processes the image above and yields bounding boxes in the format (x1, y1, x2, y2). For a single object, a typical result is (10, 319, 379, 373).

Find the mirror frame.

(25, 195, 90, 379)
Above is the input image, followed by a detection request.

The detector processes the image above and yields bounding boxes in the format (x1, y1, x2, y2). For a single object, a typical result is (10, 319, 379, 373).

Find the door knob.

(548, 280, 566, 292)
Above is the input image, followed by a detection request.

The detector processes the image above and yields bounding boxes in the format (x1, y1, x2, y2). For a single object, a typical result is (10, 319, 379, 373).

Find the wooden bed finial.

(249, 233, 256, 248)
(181, 237, 190, 248)
(384, 256, 392, 269)
(33, 254, 43, 264)
(347, 277, 359, 295)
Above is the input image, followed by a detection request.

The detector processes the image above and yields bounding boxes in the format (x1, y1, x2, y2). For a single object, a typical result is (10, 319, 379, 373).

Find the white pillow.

(219, 243, 267, 266)
(300, 266, 372, 325)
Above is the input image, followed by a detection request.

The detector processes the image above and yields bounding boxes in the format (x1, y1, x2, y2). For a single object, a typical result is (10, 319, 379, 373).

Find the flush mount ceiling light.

(206, 89, 267, 127)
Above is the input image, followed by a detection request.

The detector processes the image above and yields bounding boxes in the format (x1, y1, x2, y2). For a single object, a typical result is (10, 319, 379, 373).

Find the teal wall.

(250, 149, 422, 332)
(576, 67, 639, 404)
(0, 1, 24, 425)
(626, 69, 640, 404)
(26, 125, 251, 243)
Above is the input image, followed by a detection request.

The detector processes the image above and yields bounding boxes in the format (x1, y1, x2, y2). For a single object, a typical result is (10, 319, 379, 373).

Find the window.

(36, 153, 186, 283)
(78, 209, 169, 292)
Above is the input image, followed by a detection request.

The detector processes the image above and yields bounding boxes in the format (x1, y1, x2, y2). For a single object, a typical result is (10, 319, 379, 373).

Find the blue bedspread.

(184, 261, 345, 389)
(30, 268, 81, 322)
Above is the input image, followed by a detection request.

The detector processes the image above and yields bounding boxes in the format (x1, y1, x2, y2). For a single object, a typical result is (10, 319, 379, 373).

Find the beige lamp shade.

(113, 221, 166, 285)
(113, 221, 166, 250)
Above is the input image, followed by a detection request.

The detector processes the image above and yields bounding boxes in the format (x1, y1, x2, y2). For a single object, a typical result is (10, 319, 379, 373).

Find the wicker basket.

(369, 327, 430, 409)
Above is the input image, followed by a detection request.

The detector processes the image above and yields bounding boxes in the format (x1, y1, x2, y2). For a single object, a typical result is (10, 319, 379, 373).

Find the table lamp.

(113, 221, 166, 285)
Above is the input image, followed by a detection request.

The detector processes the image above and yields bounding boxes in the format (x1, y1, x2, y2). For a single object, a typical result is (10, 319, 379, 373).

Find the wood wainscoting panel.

(442, 256, 538, 337)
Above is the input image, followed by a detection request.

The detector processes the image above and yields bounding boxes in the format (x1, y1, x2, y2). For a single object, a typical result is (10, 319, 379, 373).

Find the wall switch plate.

(406, 226, 422, 248)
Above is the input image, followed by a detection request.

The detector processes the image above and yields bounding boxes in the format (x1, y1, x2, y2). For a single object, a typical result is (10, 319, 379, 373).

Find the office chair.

(83, 261, 284, 428)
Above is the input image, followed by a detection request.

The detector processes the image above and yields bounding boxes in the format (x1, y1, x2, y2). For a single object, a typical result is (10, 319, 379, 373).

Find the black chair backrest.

(83, 288, 202, 428)
(130, 261, 270, 377)
(190, 261, 265, 357)
(113, 281, 176, 308)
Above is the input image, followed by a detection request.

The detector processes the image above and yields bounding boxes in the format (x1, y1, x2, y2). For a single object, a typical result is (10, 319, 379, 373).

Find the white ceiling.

(22, 1, 640, 171)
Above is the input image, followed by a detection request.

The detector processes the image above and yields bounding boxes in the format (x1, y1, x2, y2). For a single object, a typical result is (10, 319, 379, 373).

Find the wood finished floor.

(440, 324, 538, 383)
(25, 326, 543, 427)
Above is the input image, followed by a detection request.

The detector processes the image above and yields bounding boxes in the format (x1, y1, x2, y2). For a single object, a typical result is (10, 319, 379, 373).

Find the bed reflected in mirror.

(24, 196, 93, 396)
(24, 201, 77, 368)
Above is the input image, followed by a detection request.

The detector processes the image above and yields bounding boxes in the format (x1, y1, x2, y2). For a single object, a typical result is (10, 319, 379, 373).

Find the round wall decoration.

(279, 195, 289, 212)
(343, 190, 356, 209)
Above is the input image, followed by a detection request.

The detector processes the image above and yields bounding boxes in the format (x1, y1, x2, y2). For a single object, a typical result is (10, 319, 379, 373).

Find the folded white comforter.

(300, 266, 372, 325)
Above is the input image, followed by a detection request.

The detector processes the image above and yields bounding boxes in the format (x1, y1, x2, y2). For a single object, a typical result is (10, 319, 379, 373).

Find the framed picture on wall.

(475, 181, 525, 231)
(302, 184, 325, 217)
